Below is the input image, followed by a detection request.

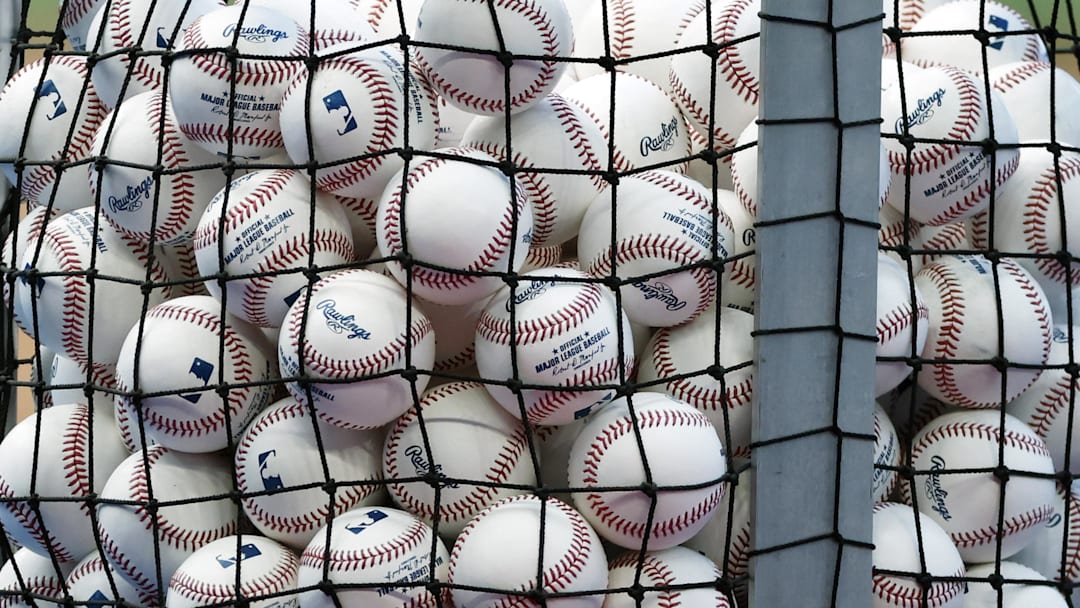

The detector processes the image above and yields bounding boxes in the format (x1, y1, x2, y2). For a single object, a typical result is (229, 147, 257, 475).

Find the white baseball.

(277, 268, 436, 430)
(0, 403, 128, 563)
(14, 207, 172, 368)
(88, 0, 223, 110)
(66, 553, 158, 608)
(114, 295, 277, 453)
(0, 56, 106, 211)
(669, 0, 760, 153)
(573, 0, 703, 92)
(298, 506, 449, 608)
(914, 220, 969, 271)
(719, 190, 756, 312)
(636, 306, 755, 459)
(604, 546, 734, 608)
(915, 254, 1051, 409)
(562, 73, 690, 173)
(881, 63, 1020, 226)
(461, 93, 609, 248)
(969, 147, 1080, 297)
(475, 266, 634, 426)
(415, 295, 488, 373)
(193, 169, 356, 328)
(167, 535, 299, 608)
(448, 495, 607, 607)
(89, 90, 225, 244)
(60, 0, 109, 50)
(964, 562, 1068, 608)
(534, 416, 590, 502)
(97, 446, 238, 597)
(877, 201, 919, 272)
(252, 0, 375, 51)
(2, 205, 53, 337)
(871, 502, 965, 608)
(0, 548, 73, 608)
(903, 0, 1048, 73)
(874, 401, 902, 504)
(991, 61, 1080, 145)
(685, 124, 736, 192)
(876, 253, 929, 397)
(1012, 482, 1080, 587)
(414, 0, 574, 116)
(884, 0, 955, 31)
(235, 397, 385, 550)
(279, 47, 438, 202)
(568, 393, 727, 550)
(350, 0, 424, 38)
(384, 381, 535, 539)
(168, 4, 308, 159)
(910, 409, 1056, 563)
(684, 466, 751, 608)
(578, 170, 734, 327)
(156, 240, 208, 298)
(45, 353, 116, 412)
(1007, 325, 1080, 475)
(375, 147, 533, 306)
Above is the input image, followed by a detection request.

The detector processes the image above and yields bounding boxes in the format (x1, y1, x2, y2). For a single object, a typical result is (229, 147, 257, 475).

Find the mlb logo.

(35, 79, 66, 120)
(216, 543, 263, 568)
(344, 509, 388, 535)
(181, 357, 215, 404)
(258, 450, 284, 491)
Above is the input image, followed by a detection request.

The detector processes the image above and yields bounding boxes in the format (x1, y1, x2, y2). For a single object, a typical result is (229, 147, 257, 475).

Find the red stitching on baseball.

(181, 16, 306, 87)
(193, 169, 294, 252)
(0, 478, 77, 563)
(912, 421, 1051, 460)
(878, 301, 930, 346)
(872, 567, 965, 608)
(168, 548, 298, 602)
(476, 283, 604, 346)
(300, 515, 428, 571)
(1021, 156, 1080, 285)
(949, 503, 1054, 548)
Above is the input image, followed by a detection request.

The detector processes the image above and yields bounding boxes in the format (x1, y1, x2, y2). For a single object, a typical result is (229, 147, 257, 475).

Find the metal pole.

(751, 1, 881, 606)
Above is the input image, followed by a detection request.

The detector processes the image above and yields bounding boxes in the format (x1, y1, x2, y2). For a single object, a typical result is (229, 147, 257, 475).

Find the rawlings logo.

(507, 280, 554, 311)
(223, 23, 289, 43)
(925, 454, 951, 520)
(639, 117, 679, 157)
(895, 87, 946, 134)
(404, 445, 458, 488)
(315, 299, 371, 340)
(632, 280, 686, 311)
(107, 176, 154, 214)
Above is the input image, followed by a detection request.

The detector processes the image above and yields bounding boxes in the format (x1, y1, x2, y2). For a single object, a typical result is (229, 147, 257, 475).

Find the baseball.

(567, 393, 728, 550)
(352, 0, 424, 38)
(0, 548, 72, 608)
(0, 403, 128, 563)
(684, 467, 751, 607)
(577, 169, 734, 327)
(460, 93, 609, 248)
(375, 147, 533, 306)
(990, 61, 1080, 145)
(669, 0, 761, 153)
(0, 55, 106, 211)
(168, 4, 308, 159)
(279, 46, 438, 202)
(447, 495, 607, 607)
(97, 446, 238, 597)
(277, 268, 436, 430)
(636, 305, 755, 459)
(474, 266, 635, 426)
(871, 502, 965, 608)
(13, 206, 171, 368)
(89, 90, 226, 245)
(2, 205, 53, 337)
(87, 0, 222, 110)
(876, 253, 929, 397)
(383, 380, 535, 539)
(910, 409, 1056, 563)
(252, 0, 375, 52)
(156, 240, 209, 298)
(66, 553, 157, 608)
(914, 220, 970, 271)
(113, 295, 277, 453)
(874, 401, 902, 504)
(969, 147, 1080, 295)
(193, 169, 357, 328)
(1012, 482, 1080, 587)
(235, 397, 385, 551)
(903, 0, 1048, 74)
(605, 546, 734, 608)
(167, 535, 299, 608)
(413, 0, 574, 116)
(881, 63, 1019, 226)
(915, 254, 1051, 409)
(60, 0, 109, 50)
(562, 72, 690, 173)
(964, 561, 1068, 608)
(45, 353, 116, 412)
(718, 190, 756, 312)
(298, 506, 449, 608)
(415, 295, 488, 373)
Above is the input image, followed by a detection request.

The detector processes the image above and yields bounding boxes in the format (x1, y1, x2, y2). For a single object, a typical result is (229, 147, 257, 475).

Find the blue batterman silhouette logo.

(36, 80, 67, 120)
(216, 543, 263, 568)
(180, 357, 215, 404)
(323, 90, 357, 136)
(639, 117, 679, 157)
(632, 280, 687, 311)
(223, 23, 289, 43)
(258, 449, 284, 490)
(315, 299, 371, 340)
(155, 27, 169, 49)
(895, 88, 946, 134)
(345, 509, 388, 534)
(988, 15, 1009, 50)
(925, 455, 951, 520)
(107, 176, 154, 214)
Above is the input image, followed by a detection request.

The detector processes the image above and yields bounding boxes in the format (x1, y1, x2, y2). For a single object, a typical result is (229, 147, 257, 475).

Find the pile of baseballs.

(1, 0, 1078, 605)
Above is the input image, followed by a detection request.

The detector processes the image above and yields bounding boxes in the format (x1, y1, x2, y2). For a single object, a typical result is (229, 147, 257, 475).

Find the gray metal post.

(751, 1, 881, 606)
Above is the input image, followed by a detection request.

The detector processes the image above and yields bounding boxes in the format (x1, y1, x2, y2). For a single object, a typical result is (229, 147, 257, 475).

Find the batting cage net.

(0, 0, 1077, 606)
